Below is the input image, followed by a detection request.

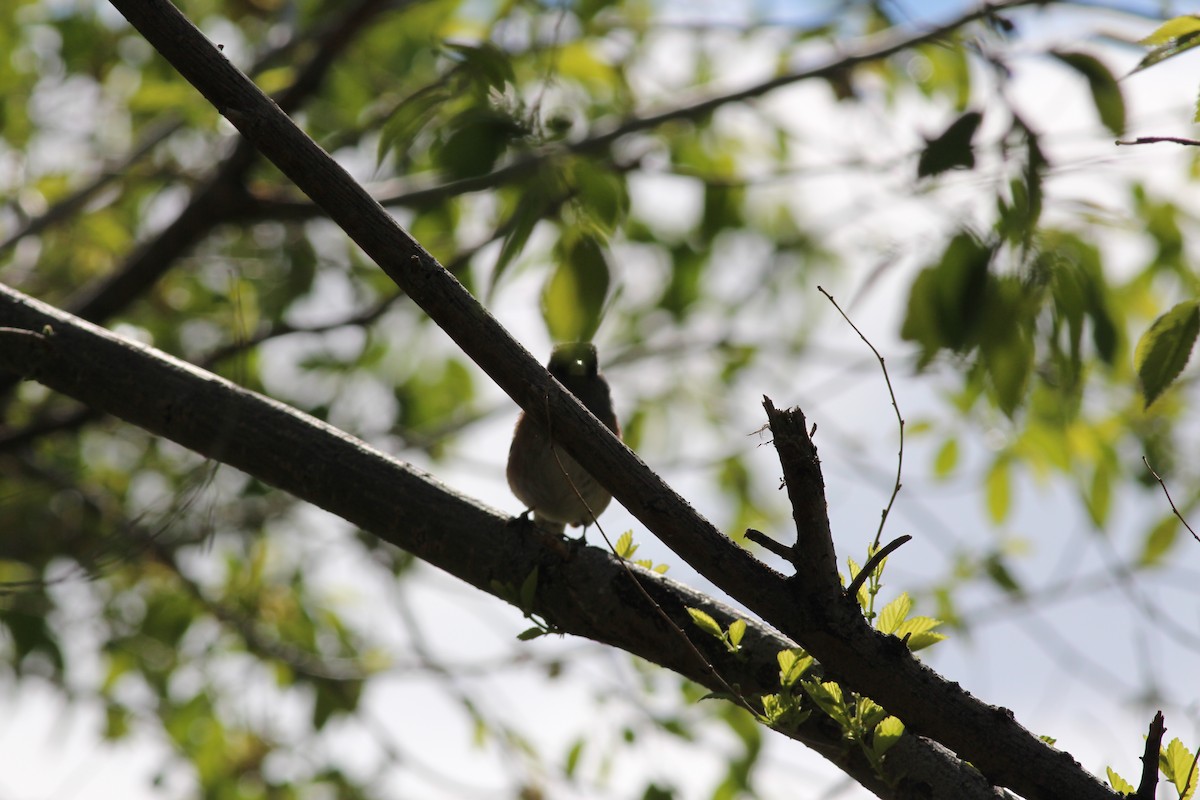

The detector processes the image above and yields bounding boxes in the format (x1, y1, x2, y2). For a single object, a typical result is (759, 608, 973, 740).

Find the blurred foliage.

(1, 0, 1199, 797)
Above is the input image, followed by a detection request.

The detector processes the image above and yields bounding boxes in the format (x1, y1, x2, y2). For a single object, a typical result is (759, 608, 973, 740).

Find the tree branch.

(105, 0, 784, 644)
(75, 2, 1123, 797)
(1136, 710, 1165, 800)
(0, 114, 184, 256)
(0, 282, 993, 799)
(763, 397, 839, 588)
(760, 398, 1117, 800)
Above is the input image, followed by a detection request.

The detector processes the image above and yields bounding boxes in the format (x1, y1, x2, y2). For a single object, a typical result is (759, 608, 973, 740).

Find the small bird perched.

(507, 342, 619, 534)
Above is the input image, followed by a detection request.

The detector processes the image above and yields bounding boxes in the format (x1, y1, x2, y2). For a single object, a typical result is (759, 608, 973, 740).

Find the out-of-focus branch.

(67, 0, 394, 326)
(0, 115, 184, 256)
(241, 0, 1049, 222)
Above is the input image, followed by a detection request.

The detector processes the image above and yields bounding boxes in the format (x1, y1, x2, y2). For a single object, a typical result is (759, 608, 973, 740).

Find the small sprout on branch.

(614, 530, 669, 573)
(1106, 767, 1136, 795)
(686, 608, 745, 655)
(759, 649, 814, 728)
(1160, 737, 1199, 800)
(491, 567, 562, 640)
(777, 648, 814, 688)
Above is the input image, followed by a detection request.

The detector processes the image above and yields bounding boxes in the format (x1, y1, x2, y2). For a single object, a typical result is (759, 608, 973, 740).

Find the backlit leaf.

(917, 110, 982, 178)
(1134, 300, 1199, 408)
(1051, 51, 1125, 137)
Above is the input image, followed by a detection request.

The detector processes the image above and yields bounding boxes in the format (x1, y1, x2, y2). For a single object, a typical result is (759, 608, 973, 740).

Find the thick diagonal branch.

(96, 3, 1121, 798)
(0, 282, 1003, 799)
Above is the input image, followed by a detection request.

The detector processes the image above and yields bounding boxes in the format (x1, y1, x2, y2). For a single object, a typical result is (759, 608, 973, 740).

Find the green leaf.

(377, 83, 451, 167)
(542, 231, 611, 342)
(615, 530, 637, 559)
(802, 680, 849, 726)
(1134, 300, 1200, 408)
(312, 679, 363, 729)
(397, 359, 477, 438)
(103, 702, 131, 741)
(571, 161, 629, 233)
(893, 617, 947, 651)
(564, 738, 584, 778)
(933, 437, 959, 478)
(857, 697, 886, 730)
(1051, 51, 1125, 137)
(984, 553, 1023, 596)
(489, 195, 546, 297)
(519, 566, 539, 613)
(1133, 16, 1200, 74)
(1084, 461, 1112, 528)
(760, 693, 784, 723)
(777, 649, 812, 687)
(982, 321, 1034, 417)
(1138, 515, 1180, 567)
(444, 41, 516, 91)
(985, 458, 1011, 523)
(844, 557, 871, 610)
(701, 183, 744, 235)
(660, 244, 705, 319)
(433, 106, 526, 180)
(1106, 766, 1135, 794)
(1161, 738, 1198, 797)
(1140, 15, 1200, 47)
(917, 110, 983, 178)
(903, 630, 948, 652)
(727, 618, 746, 648)
(872, 716, 904, 758)
(900, 231, 993, 361)
(686, 608, 723, 638)
(876, 592, 913, 635)
(0, 609, 65, 676)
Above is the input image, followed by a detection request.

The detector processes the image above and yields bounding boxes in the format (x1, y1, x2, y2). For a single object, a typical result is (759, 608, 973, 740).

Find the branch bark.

(0, 282, 995, 799)
(37, 1, 1124, 797)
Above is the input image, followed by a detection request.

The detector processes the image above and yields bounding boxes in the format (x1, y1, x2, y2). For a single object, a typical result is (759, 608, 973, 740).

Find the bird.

(506, 342, 620, 535)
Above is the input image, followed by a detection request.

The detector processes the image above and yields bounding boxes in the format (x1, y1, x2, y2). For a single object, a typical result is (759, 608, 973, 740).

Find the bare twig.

(1117, 136, 1200, 146)
(745, 528, 794, 561)
(545, 402, 757, 714)
(1180, 744, 1200, 800)
(817, 286, 904, 551)
(1143, 456, 1200, 544)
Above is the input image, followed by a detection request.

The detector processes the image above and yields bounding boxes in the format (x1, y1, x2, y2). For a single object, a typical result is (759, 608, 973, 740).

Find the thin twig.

(1143, 456, 1199, 544)
(1179, 742, 1200, 800)
(1116, 136, 1200, 147)
(546, 411, 758, 715)
(745, 528, 793, 562)
(817, 286, 904, 551)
